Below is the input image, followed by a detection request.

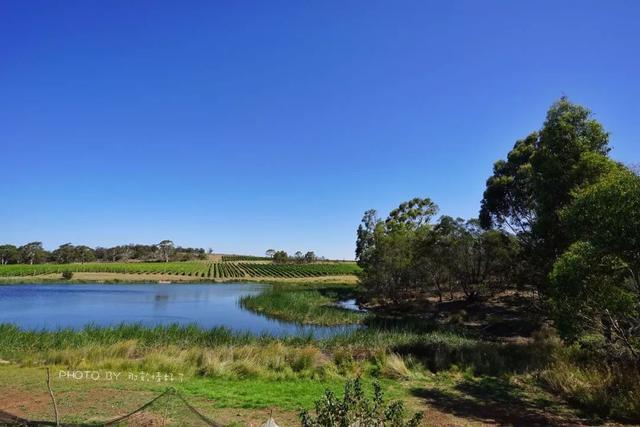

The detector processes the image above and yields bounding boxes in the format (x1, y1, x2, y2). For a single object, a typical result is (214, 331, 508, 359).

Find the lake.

(0, 283, 357, 337)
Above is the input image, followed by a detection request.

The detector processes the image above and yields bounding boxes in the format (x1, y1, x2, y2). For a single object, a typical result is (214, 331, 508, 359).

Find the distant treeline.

(0, 240, 206, 264)
(264, 249, 325, 264)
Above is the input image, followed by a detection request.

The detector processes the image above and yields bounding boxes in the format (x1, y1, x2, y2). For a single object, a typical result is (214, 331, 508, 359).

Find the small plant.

(300, 377, 423, 427)
(62, 270, 73, 280)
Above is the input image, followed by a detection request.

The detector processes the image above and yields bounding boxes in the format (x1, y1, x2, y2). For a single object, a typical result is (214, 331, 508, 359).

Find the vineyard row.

(0, 262, 361, 278)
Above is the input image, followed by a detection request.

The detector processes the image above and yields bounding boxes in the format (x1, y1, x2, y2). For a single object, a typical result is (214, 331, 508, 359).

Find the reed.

(239, 285, 366, 325)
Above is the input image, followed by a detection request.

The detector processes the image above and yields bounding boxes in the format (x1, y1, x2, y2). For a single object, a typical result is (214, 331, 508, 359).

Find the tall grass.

(0, 321, 555, 382)
(539, 341, 640, 420)
(239, 286, 366, 325)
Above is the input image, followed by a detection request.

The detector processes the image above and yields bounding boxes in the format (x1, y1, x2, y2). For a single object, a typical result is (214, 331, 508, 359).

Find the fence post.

(46, 367, 60, 426)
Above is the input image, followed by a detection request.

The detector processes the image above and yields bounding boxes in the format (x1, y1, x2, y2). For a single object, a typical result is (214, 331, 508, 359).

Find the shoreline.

(0, 272, 359, 286)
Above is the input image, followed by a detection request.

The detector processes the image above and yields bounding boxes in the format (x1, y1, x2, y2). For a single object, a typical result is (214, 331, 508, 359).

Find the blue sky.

(1, 1, 638, 259)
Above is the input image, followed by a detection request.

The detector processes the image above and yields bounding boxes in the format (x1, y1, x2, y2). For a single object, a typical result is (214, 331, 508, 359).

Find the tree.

(386, 197, 438, 231)
(266, 249, 276, 258)
(94, 246, 108, 261)
(357, 198, 439, 302)
(356, 209, 379, 269)
(417, 216, 519, 302)
(19, 242, 45, 265)
(75, 245, 96, 264)
(550, 165, 640, 362)
(480, 98, 613, 291)
(53, 243, 76, 263)
(294, 251, 304, 263)
(417, 216, 465, 301)
(0, 245, 19, 265)
(456, 222, 520, 300)
(157, 240, 175, 262)
(530, 98, 610, 264)
(304, 251, 317, 263)
(479, 133, 537, 235)
(273, 250, 288, 264)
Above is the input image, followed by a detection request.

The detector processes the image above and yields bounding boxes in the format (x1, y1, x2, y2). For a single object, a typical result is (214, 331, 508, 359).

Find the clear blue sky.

(1, 1, 638, 259)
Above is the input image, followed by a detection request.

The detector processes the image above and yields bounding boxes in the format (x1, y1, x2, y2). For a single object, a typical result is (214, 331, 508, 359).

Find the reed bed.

(239, 286, 366, 325)
(0, 321, 553, 382)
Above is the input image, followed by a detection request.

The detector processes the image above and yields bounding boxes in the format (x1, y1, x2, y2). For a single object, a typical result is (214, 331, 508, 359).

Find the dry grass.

(539, 357, 640, 420)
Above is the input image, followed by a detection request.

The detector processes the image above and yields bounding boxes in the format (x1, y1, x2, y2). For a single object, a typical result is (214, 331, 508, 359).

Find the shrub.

(62, 270, 73, 280)
(300, 377, 423, 427)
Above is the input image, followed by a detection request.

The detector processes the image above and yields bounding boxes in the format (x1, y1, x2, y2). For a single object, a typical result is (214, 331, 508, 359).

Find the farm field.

(0, 261, 361, 280)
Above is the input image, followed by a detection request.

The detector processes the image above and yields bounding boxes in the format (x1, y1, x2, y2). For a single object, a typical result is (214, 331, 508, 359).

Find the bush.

(300, 377, 423, 427)
(62, 270, 73, 280)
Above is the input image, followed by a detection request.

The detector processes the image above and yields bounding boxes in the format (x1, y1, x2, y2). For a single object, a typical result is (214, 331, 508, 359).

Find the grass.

(178, 377, 404, 410)
(538, 348, 640, 421)
(0, 320, 555, 381)
(239, 284, 367, 325)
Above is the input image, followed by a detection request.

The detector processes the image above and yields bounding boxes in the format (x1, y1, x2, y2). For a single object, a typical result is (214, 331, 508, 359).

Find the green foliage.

(480, 133, 537, 233)
(0, 242, 207, 264)
(300, 378, 423, 427)
(52, 243, 97, 264)
(386, 197, 439, 230)
(0, 244, 19, 265)
(157, 239, 175, 263)
(304, 251, 317, 263)
(563, 165, 640, 268)
(273, 250, 289, 264)
(61, 270, 73, 280)
(18, 241, 46, 265)
(356, 198, 439, 301)
(550, 166, 640, 361)
(480, 97, 613, 290)
(355, 209, 379, 269)
(356, 199, 519, 302)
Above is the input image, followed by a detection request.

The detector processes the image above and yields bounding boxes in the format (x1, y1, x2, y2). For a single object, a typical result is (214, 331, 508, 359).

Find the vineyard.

(220, 255, 270, 262)
(0, 261, 361, 279)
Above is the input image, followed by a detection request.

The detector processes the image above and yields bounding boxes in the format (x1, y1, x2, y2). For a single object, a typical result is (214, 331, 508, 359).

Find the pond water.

(0, 283, 357, 337)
